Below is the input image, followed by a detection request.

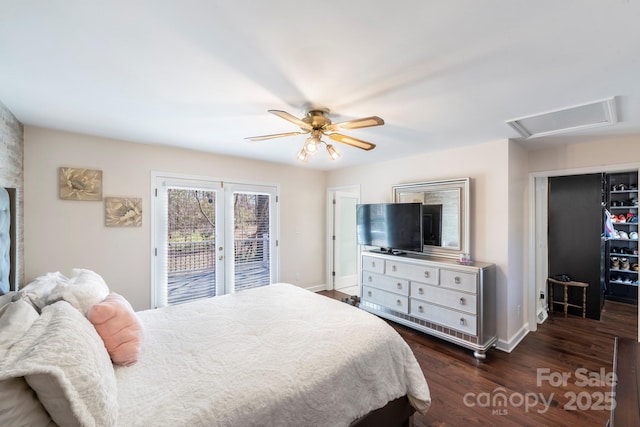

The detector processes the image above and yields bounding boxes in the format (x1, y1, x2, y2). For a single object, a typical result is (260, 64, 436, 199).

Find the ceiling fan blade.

(268, 110, 313, 131)
(328, 133, 376, 151)
(325, 116, 384, 132)
(245, 131, 305, 141)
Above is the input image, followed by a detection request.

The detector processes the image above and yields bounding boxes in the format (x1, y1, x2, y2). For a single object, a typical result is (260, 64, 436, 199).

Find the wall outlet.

(539, 291, 545, 299)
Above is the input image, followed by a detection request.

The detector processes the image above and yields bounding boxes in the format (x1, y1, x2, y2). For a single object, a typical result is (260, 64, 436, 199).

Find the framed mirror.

(392, 178, 470, 260)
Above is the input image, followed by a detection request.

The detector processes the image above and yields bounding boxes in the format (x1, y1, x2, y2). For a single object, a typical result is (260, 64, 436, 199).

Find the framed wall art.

(59, 167, 103, 201)
(105, 197, 142, 227)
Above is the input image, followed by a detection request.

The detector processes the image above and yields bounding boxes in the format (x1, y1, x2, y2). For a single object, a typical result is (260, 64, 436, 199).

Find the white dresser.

(359, 251, 496, 359)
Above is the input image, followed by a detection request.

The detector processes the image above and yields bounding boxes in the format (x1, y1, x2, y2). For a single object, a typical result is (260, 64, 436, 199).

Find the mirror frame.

(392, 177, 470, 260)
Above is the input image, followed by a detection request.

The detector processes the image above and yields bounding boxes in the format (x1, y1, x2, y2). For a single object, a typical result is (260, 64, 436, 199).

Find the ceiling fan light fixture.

(303, 136, 319, 154)
(247, 107, 382, 163)
(326, 143, 341, 160)
(296, 148, 309, 162)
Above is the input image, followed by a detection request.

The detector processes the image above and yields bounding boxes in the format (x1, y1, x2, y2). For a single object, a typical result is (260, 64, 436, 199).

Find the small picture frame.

(59, 167, 103, 201)
(105, 197, 142, 227)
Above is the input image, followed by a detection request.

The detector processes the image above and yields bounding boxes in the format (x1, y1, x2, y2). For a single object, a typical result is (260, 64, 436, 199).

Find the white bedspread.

(116, 283, 430, 426)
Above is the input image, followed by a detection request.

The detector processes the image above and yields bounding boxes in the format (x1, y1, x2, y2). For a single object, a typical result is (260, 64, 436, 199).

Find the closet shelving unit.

(606, 172, 639, 304)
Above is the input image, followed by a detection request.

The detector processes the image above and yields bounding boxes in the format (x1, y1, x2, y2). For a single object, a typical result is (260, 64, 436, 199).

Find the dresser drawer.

(363, 286, 409, 314)
(386, 260, 439, 285)
(410, 283, 477, 314)
(409, 301, 477, 335)
(362, 272, 410, 296)
(439, 269, 477, 293)
(362, 255, 385, 274)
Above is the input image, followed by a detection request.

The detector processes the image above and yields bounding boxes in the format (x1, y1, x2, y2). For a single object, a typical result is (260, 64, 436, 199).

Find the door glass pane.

(233, 192, 272, 291)
(167, 188, 217, 304)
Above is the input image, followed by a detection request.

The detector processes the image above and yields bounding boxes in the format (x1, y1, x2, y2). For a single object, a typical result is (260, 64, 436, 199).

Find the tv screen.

(356, 203, 423, 253)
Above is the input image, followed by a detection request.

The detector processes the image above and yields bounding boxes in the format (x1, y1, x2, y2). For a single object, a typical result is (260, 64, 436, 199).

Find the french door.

(152, 174, 278, 308)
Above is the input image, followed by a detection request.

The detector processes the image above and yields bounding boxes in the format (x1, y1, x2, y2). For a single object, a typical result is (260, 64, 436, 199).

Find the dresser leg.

(473, 350, 487, 360)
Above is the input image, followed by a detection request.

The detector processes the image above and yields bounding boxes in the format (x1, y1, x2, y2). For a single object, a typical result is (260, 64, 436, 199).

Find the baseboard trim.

(303, 284, 328, 293)
(496, 323, 530, 353)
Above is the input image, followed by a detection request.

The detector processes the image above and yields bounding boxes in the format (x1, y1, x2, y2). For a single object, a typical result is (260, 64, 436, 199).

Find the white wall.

(328, 139, 516, 346)
(23, 126, 327, 310)
(528, 135, 640, 173)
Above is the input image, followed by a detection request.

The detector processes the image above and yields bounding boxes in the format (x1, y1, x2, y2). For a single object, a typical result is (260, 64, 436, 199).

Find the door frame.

(326, 185, 360, 291)
(528, 163, 640, 339)
(150, 171, 280, 308)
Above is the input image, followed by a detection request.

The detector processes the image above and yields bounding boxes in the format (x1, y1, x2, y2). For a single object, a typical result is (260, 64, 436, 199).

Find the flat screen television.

(356, 203, 423, 254)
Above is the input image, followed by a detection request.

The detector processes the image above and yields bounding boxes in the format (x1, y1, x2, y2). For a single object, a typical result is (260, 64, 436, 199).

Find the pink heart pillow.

(88, 293, 143, 366)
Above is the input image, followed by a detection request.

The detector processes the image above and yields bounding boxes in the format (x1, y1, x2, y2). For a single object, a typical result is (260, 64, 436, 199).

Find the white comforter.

(116, 283, 431, 426)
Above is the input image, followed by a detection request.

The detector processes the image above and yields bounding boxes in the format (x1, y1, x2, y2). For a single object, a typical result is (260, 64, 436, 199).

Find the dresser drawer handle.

(396, 282, 402, 290)
(367, 291, 372, 297)
(371, 261, 376, 268)
(418, 287, 424, 295)
(459, 317, 466, 326)
(396, 299, 402, 306)
(454, 276, 461, 284)
(391, 265, 397, 272)
(424, 271, 430, 278)
(368, 275, 372, 282)
(418, 305, 424, 313)
(459, 297, 466, 305)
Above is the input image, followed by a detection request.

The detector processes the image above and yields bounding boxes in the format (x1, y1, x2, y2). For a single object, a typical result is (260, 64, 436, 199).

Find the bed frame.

(350, 395, 415, 427)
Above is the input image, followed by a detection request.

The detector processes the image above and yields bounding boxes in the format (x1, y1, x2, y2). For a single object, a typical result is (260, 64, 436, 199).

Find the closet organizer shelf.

(359, 251, 496, 360)
(606, 172, 639, 304)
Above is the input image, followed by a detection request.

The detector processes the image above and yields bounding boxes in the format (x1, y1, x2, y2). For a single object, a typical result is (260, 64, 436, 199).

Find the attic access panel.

(507, 97, 617, 139)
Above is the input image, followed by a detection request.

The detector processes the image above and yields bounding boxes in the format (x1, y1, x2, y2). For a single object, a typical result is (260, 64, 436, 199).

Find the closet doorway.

(326, 186, 360, 295)
(529, 165, 640, 339)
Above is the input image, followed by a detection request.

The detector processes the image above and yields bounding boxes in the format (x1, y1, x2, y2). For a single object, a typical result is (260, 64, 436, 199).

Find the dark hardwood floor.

(318, 290, 638, 426)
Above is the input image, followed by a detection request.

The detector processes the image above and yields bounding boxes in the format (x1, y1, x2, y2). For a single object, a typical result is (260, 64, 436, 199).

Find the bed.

(0, 272, 431, 426)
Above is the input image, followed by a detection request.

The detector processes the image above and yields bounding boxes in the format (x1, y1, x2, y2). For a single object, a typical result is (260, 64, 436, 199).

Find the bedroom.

(2, 1, 640, 425)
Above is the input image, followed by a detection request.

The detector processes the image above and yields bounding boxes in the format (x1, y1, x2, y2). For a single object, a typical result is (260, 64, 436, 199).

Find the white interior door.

(332, 189, 359, 294)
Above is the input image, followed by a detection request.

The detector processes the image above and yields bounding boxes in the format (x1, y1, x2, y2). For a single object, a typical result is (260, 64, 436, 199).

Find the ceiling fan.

(245, 107, 384, 162)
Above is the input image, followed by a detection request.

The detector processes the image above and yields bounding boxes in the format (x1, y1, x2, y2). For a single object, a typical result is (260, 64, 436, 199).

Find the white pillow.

(0, 290, 17, 309)
(19, 272, 68, 311)
(0, 297, 40, 353)
(47, 269, 110, 316)
(0, 301, 118, 427)
(0, 296, 53, 426)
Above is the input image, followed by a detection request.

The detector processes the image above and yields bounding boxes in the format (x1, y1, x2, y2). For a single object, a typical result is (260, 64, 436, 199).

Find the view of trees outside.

(166, 189, 271, 304)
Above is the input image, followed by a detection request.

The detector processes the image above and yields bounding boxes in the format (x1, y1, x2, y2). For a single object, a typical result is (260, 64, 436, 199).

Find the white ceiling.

(1, 0, 640, 170)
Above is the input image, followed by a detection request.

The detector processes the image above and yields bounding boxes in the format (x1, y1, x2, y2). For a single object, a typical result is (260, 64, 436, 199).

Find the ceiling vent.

(506, 97, 617, 139)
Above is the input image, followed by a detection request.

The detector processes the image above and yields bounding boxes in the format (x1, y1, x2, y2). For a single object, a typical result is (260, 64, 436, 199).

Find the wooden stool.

(547, 278, 588, 318)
